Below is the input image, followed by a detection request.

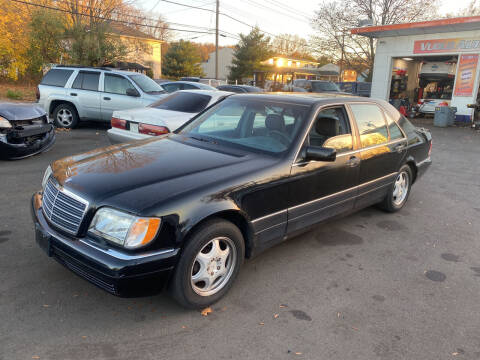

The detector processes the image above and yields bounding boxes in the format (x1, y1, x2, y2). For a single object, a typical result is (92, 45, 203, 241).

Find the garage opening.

(389, 56, 458, 116)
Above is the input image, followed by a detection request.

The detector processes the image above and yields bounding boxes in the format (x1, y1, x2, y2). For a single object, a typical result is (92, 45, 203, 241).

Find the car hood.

(0, 102, 46, 120)
(51, 135, 268, 213)
(113, 108, 193, 131)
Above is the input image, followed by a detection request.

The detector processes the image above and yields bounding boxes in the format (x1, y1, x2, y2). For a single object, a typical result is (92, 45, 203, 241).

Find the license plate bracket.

(130, 122, 139, 133)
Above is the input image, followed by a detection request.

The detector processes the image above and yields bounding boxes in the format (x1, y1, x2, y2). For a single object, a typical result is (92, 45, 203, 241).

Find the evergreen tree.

(229, 27, 273, 82)
(162, 40, 204, 79)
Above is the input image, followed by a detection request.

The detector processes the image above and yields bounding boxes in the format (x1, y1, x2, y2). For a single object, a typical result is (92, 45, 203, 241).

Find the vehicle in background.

(154, 79, 171, 84)
(336, 82, 372, 97)
(293, 79, 343, 93)
(158, 81, 217, 93)
(180, 77, 227, 87)
(107, 90, 232, 143)
(216, 85, 264, 93)
(33, 93, 432, 308)
(0, 103, 55, 159)
(417, 61, 456, 114)
(37, 66, 167, 128)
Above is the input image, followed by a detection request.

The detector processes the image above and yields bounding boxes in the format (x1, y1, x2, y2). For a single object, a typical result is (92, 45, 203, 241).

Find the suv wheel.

(379, 164, 413, 212)
(170, 219, 244, 309)
(53, 103, 78, 128)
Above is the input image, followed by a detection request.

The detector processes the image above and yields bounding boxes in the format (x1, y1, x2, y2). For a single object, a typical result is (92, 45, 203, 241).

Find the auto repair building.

(352, 16, 480, 122)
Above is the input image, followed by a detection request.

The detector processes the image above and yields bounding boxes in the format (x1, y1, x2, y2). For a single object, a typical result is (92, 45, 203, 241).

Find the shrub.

(6, 89, 23, 100)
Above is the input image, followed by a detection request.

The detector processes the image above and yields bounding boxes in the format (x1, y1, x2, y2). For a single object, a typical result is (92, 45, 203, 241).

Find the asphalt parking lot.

(1, 123, 480, 360)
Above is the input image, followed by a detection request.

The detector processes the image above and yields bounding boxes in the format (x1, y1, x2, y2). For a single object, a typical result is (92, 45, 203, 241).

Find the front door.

(287, 105, 360, 234)
(348, 103, 407, 209)
(101, 74, 141, 121)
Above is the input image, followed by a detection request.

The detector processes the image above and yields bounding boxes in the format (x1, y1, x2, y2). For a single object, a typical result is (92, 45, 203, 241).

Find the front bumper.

(107, 127, 151, 144)
(0, 124, 55, 160)
(31, 193, 179, 297)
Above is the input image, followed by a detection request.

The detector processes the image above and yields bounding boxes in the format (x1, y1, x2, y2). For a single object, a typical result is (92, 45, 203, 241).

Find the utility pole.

(215, 0, 219, 80)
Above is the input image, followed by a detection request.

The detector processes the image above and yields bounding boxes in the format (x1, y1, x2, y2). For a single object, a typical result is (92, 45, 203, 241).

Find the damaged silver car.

(0, 103, 55, 160)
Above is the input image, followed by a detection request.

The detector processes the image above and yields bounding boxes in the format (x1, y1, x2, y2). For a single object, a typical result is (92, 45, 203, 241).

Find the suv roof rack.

(54, 65, 112, 71)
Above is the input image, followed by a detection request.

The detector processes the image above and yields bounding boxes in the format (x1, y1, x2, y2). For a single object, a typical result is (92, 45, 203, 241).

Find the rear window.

(150, 92, 211, 113)
(41, 69, 74, 87)
(311, 82, 340, 92)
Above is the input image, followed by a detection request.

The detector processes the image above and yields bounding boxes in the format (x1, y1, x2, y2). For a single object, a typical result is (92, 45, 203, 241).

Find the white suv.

(37, 66, 167, 128)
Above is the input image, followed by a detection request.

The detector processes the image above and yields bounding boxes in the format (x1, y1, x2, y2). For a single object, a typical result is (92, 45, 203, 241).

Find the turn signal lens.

(138, 123, 169, 136)
(125, 218, 161, 249)
(111, 117, 127, 129)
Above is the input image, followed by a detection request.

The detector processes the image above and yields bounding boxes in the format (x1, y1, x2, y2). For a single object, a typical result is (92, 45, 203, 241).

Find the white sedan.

(107, 90, 232, 143)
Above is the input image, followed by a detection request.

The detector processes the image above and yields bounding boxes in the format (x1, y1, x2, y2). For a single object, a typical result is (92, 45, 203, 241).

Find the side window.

(163, 83, 180, 93)
(309, 106, 353, 153)
(72, 71, 100, 91)
(384, 112, 405, 140)
(82, 72, 100, 91)
(72, 72, 83, 89)
(41, 69, 74, 87)
(104, 74, 133, 95)
(350, 104, 389, 147)
(182, 83, 197, 90)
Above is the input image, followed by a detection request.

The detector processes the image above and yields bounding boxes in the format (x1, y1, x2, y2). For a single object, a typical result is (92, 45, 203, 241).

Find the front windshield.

(129, 74, 165, 94)
(179, 98, 311, 154)
(311, 82, 340, 92)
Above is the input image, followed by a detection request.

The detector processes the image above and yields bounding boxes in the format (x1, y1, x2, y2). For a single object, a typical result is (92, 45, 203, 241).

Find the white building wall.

(201, 48, 234, 80)
(371, 30, 480, 118)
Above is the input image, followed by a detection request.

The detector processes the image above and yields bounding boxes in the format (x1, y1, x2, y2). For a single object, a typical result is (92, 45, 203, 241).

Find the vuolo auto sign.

(414, 38, 480, 54)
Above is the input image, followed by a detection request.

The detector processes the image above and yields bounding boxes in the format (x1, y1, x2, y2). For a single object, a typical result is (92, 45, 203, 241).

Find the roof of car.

(175, 90, 232, 98)
(228, 92, 369, 105)
(53, 66, 141, 76)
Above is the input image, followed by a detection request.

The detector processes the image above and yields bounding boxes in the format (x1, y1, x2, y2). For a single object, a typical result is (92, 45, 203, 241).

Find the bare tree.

(312, 0, 439, 80)
(272, 34, 309, 57)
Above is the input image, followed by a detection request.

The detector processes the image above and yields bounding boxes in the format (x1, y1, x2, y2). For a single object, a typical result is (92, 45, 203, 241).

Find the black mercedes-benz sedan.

(31, 93, 432, 308)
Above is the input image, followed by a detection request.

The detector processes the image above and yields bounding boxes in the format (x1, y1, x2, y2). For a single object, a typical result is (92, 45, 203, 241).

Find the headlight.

(42, 165, 53, 189)
(88, 208, 161, 249)
(0, 116, 11, 129)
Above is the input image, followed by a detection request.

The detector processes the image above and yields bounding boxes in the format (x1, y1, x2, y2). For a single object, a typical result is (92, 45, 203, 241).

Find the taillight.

(35, 86, 40, 101)
(138, 123, 169, 136)
(111, 117, 126, 129)
(438, 102, 448, 106)
(418, 100, 424, 105)
(428, 140, 432, 156)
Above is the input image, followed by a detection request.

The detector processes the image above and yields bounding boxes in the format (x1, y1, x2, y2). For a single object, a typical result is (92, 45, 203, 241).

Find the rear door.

(348, 102, 407, 209)
(101, 74, 142, 121)
(70, 71, 101, 120)
(287, 105, 360, 234)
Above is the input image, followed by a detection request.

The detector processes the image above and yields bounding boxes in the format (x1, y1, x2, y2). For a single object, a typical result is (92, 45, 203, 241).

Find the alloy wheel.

(392, 171, 409, 206)
(57, 108, 73, 127)
(190, 236, 237, 297)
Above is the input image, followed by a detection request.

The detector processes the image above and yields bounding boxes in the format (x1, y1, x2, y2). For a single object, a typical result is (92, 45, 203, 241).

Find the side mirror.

(305, 146, 336, 162)
(126, 88, 140, 97)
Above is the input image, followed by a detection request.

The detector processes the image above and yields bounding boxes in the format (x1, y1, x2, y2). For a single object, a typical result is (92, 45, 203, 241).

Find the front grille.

(42, 178, 88, 235)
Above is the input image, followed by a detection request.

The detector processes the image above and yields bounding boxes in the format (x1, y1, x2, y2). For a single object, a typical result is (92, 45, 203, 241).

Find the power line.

(10, 0, 215, 35)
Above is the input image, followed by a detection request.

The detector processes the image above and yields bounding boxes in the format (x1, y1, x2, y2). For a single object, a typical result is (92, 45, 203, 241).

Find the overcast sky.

(137, 0, 472, 46)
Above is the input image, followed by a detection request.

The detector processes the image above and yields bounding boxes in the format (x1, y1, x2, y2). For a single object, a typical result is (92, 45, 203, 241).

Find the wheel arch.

(180, 209, 255, 259)
(49, 100, 80, 119)
(404, 157, 418, 183)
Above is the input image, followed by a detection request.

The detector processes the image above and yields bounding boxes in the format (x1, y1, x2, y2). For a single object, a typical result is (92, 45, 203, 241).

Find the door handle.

(394, 144, 406, 152)
(103, 97, 111, 101)
(347, 155, 360, 167)
(70, 93, 77, 96)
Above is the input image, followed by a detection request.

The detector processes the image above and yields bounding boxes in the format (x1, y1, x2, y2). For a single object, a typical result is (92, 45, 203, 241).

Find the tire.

(53, 103, 79, 128)
(170, 219, 245, 309)
(378, 164, 413, 212)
